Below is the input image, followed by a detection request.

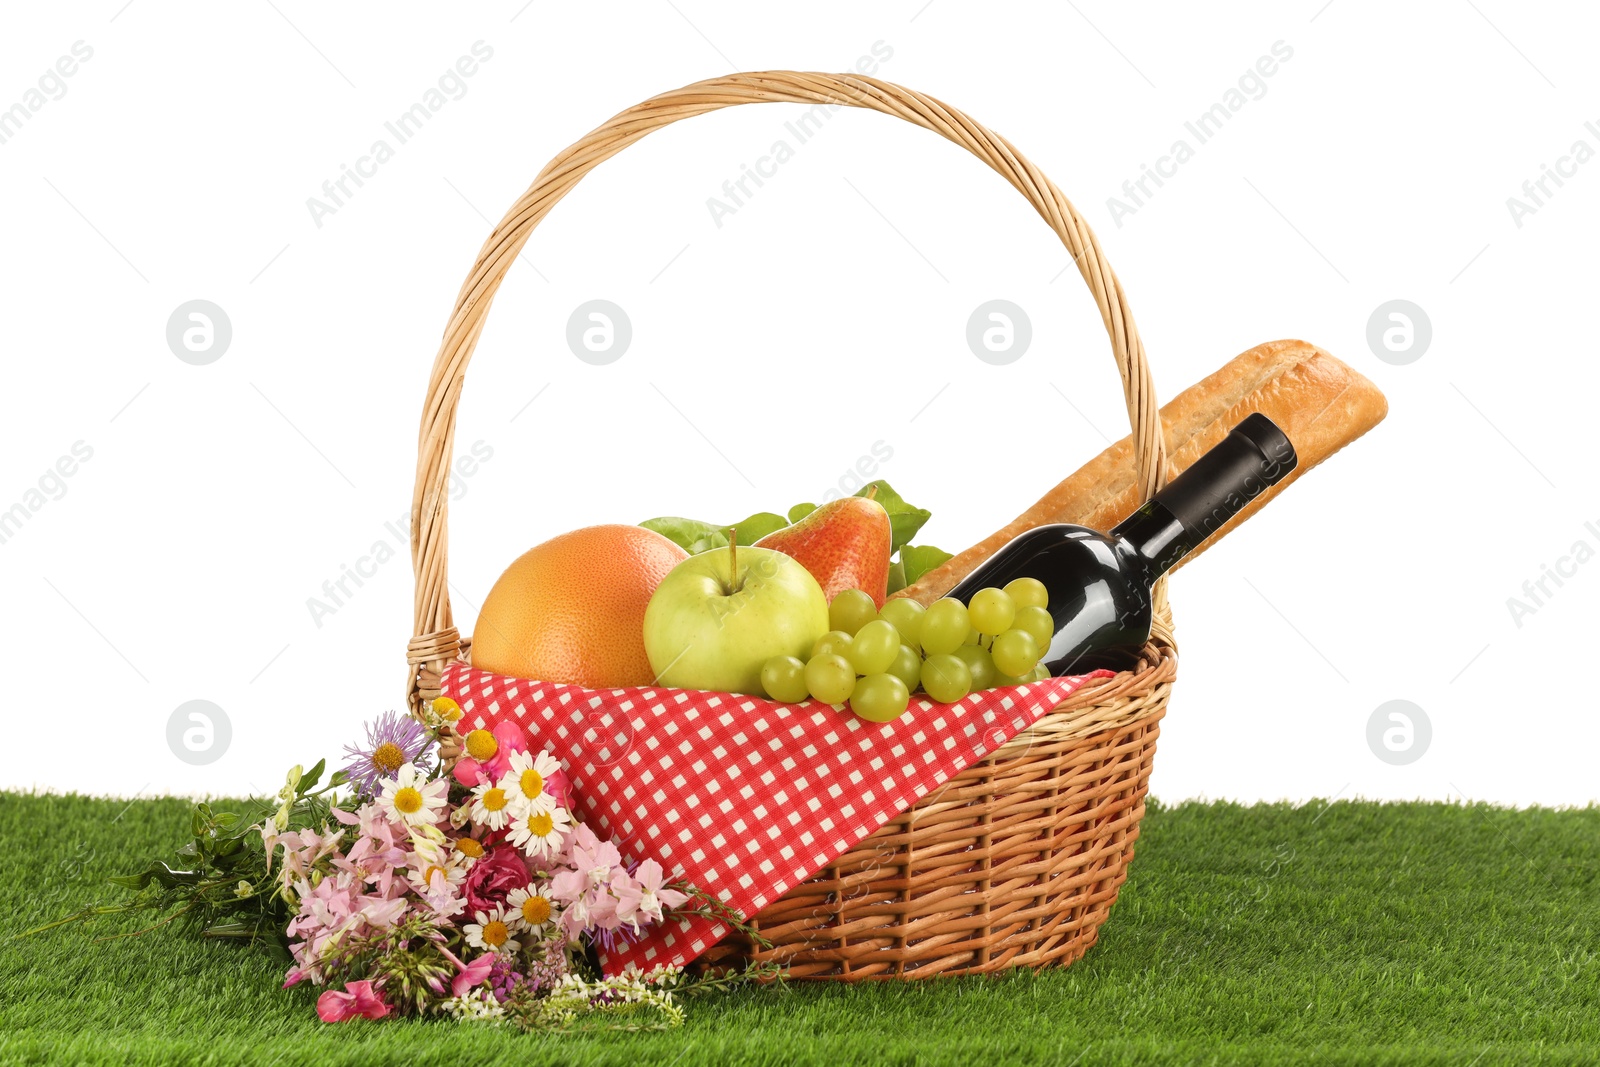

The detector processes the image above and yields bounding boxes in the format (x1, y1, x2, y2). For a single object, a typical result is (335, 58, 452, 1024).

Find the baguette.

(897, 339, 1388, 605)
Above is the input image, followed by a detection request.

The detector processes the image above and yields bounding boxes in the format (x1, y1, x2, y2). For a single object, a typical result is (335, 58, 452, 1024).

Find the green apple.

(643, 545, 829, 694)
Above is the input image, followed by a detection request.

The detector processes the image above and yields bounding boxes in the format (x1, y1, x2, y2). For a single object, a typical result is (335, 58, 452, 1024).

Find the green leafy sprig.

(641, 478, 952, 594)
(18, 759, 348, 948)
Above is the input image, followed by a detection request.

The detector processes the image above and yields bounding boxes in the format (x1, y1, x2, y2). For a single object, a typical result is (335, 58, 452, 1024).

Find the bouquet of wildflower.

(28, 698, 778, 1033)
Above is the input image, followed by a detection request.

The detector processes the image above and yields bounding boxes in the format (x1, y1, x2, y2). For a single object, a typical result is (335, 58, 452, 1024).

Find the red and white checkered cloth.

(441, 662, 1109, 975)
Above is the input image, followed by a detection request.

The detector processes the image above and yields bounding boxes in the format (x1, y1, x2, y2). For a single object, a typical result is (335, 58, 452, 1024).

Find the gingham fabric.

(441, 662, 1109, 975)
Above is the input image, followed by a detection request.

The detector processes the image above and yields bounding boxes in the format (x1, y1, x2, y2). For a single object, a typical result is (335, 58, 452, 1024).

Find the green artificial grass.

(1, 793, 1596, 1066)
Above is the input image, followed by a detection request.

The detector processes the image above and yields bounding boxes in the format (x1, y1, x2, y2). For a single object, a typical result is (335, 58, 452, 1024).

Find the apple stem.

(865, 484, 879, 501)
(728, 527, 739, 595)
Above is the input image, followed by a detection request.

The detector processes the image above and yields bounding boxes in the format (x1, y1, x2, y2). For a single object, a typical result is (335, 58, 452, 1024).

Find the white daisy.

(378, 763, 448, 827)
(406, 850, 468, 920)
(468, 778, 516, 831)
(451, 835, 486, 867)
(503, 749, 561, 816)
(506, 805, 573, 861)
(405, 849, 468, 896)
(464, 906, 520, 955)
(505, 883, 559, 939)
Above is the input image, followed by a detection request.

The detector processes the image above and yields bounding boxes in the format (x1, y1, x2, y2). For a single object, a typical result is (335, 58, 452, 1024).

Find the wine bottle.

(945, 413, 1298, 674)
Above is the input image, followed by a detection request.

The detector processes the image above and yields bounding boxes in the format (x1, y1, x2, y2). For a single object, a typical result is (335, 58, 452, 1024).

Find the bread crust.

(897, 339, 1388, 605)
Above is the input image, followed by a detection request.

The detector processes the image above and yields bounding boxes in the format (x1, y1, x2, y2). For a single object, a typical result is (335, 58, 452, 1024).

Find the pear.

(756, 493, 892, 607)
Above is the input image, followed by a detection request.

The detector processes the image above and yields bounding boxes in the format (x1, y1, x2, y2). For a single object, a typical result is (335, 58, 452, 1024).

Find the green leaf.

(640, 517, 721, 554)
(110, 862, 203, 891)
(885, 560, 907, 596)
(856, 480, 930, 555)
(723, 512, 789, 545)
(202, 919, 278, 942)
(299, 758, 326, 793)
(644, 482, 934, 563)
(899, 544, 953, 587)
(641, 513, 789, 556)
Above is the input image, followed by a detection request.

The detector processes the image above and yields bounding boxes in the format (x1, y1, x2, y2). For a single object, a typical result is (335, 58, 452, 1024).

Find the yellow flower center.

(423, 865, 447, 885)
(431, 697, 462, 721)
(527, 812, 554, 837)
(370, 741, 406, 777)
(455, 837, 485, 859)
(393, 787, 424, 815)
(480, 788, 508, 813)
(481, 920, 509, 948)
(464, 729, 498, 762)
(519, 768, 544, 799)
(521, 896, 551, 925)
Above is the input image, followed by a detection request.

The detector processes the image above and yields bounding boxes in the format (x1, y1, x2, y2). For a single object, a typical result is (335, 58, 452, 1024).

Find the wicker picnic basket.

(406, 72, 1177, 980)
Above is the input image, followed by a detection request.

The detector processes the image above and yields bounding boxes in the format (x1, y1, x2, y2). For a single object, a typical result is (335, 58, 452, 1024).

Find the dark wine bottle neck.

(1113, 499, 1194, 576)
(1110, 412, 1299, 577)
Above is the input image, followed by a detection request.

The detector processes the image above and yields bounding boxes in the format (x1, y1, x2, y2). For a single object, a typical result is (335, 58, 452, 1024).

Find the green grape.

(1031, 664, 1050, 682)
(963, 627, 982, 646)
(805, 653, 856, 704)
(954, 644, 996, 690)
(812, 630, 853, 659)
(992, 671, 1032, 688)
(849, 619, 901, 675)
(850, 673, 911, 723)
(829, 588, 878, 635)
(920, 654, 972, 703)
(878, 598, 925, 651)
(760, 655, 810, 703)
(1013, 605, 1054, 652)
(888, 644, 923, 693)
(991, 629, 1041, 677)
(968, 587, 1016, 636)
(1003, 577, 1049, 610)
(920, 599, 969, 656)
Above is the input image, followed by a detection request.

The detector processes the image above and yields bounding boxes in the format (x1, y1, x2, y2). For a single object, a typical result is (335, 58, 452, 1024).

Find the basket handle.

(407, 71, 1170, 711)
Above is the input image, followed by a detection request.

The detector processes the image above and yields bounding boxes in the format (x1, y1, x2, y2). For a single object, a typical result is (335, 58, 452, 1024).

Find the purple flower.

(588, 920, 647, 953)
(486, 954, 525, 1002)
(340, 711, 435, 799)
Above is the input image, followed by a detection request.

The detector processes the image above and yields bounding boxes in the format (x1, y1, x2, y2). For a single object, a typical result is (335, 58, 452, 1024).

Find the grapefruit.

(470, 524, 688, 688)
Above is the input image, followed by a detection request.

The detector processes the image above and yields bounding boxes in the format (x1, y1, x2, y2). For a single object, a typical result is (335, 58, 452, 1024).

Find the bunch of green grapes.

(759, 579, 1054, 724)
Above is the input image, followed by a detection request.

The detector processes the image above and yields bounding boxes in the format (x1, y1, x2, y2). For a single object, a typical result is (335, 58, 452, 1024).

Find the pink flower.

(283, 871, 410, 987)
(545, 767, 572, 809)
(634, 858, 690, 922)
(452, 953, 495, 998)
(549, 823, 652, 938)
(316, 980, 390, 1022)
(452, 721, 529, 788)
(329, 803, 410, 896)
(562, 824, 622, 886)
(431, 941, 496, 998)
(267, 825, 344, 899)
(463, 847, 531, 913)
(556, 891, 592, 940)
(587, 882, 621, 929)
(452, 757, 487, 789)
(610, 868, 645, 931)
(415, 867, 466, 920)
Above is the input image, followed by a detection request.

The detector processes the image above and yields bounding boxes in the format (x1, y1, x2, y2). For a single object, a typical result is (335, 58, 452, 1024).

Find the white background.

(2, 1, 1594, 806)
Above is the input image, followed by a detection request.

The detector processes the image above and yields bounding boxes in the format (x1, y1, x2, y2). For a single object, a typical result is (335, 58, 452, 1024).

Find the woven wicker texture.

(408, 71, 1177, 979)
(699, 650, 1171, 978)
